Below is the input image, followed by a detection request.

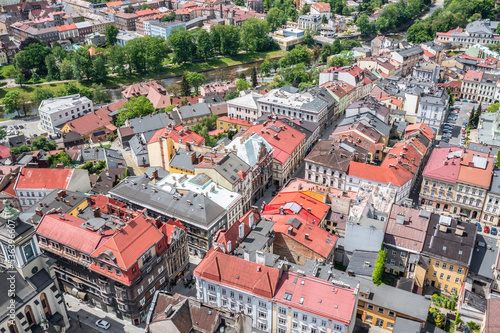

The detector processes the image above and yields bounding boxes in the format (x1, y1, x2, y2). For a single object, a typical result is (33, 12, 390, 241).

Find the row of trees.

(468, 103, 483, 129)
(357, 0, 431, 36)
(407, 0, 496, 43)
(168, 19, 276, 64)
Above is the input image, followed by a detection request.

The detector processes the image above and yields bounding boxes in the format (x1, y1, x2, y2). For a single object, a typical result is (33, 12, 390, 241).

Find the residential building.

(242, 121, 306, 187)
(344, 216, 385, 256)
(330, 123, 386, 162)
(272, 28, 304, 50)
(414, 214, 476, 294)
(310, 2, 331, 19)
(390, 47, 423, 76)
(305, 139, 369, 190)
(60, 99, 125, 141)
(420, 147, 494, 221)
(321, 80, 356, 116)
(109, 175, 227, 258)
(225, 133, 274, 204)
(481, 169, 500, 226)
(56, 23, 78, 40)
(416, 88, 449, 129)
(226, 92, 261, 122)
(38, 94, 93, 133)
(194, 248, 279, 332)
(14, 168, 91, 208)
(357, 278, 431, 330)
(384, 206, 431, 278)
(195, 151, 253, 211)
(468, 234, 498, 297)
(412, 62, 442, 83)
(74, 21, 92, 41)
(200, 82, 236, 97)
(216, 116, 252, 132)
(297, 14, 322, 32)
(149, 21, 186, 39)
(36, 195, 189, 325)
(115, 12, 138, 30)
(175, 103, 212, 128)
(319, 66, 380, 101)
(434, 20, 500, 48)
(257, 87, 335, 129)
(0, 202, 70, 333)
(156, 173, 243, 227)
(272, 271, 358, 333)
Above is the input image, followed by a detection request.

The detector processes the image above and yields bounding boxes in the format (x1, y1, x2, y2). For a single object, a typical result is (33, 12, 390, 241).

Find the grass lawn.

(0, 82, 84, 100)
(0, 65, 14, 79)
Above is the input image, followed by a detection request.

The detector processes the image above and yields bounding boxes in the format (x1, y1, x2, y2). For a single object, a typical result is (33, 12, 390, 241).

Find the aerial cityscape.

(1, 0, 500, 332)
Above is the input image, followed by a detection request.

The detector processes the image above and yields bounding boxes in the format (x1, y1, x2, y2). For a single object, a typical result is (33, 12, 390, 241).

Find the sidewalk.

(65, 294, 144, 333)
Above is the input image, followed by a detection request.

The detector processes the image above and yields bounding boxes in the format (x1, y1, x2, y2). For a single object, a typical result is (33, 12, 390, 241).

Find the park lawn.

(0, 65, 14, 79)
(0, 81, 85, 100)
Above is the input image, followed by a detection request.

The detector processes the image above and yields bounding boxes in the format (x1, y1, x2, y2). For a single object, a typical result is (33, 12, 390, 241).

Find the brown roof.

(384, 205, 430, 252)
(457, 150, 494, 188)
(122, 81, 165, 99)
(305, 139, 369, 172)
(485, 298, 500, 333)
(209, 104, 228, 116)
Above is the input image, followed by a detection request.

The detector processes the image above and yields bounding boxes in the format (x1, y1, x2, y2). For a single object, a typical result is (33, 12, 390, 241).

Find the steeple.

(0, 199, 20, 221)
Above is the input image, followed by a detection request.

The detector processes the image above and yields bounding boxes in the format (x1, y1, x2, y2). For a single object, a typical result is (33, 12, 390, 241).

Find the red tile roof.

(213, 209, 260, 253)
(171, 95, 201, 106)
(122, 81, 166, 99)
(218, 116, 252, 128)
(311, 2, 330, 12)
(463, 70, 484, 82)
(56, 23, 77, 32)
(274, 271, 356, 325)
(404, 122, 434, 141)
(242, 121, 306, 164)
(267, 212, 337, 258)
(147, 87, 171, 109)
(90, 213, 164, 270)
(457, 150, 494, 188)
(106, 0, 123, 6)
(135, 8, 157, 16)
(422, 147, 463, 183)
(64, 100, 126, 136)
(36, 213, 111, 254)
(384, 205, 430, 252)
(266, 191, 330, 222)
(194, 248, 280, 299)
(0, 145, 10, 159)
(148, 124, 205, 145)
(15, 168, 74, 190)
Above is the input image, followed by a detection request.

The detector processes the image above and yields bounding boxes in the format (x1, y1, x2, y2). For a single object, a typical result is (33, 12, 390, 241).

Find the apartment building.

(176, 103, 212, 128)
(257, 86, 335, 129)
(415, 214, 476, 294)
(115, 12, 138, 31)
(36, 195, 189, 325)
(297, 14, 322, 32)
(226, 92, 261, 122)
(420, 147, 494, 221)
(14, 168, 91, 208)
(305, 139, 369, 190)
(156, 173, 243, 227)
(225, 133, 274, 204)
(461, 70, 483, 102)
(481, 169, 500, 226)
(383, 206, 431, 278)
(243, 121, 306, 187)
(416, 88, 449, 129)
(149, 21, 186, 39)
(56, 23, 78, 40)
(310, 2, 331, 19)
(38, 94, 93, 133)
(109, 175, 227, 258)
(321, 80, 356, 116)
(0, 202, 70, 333)
(390, 46, 423, 77)
(434, 19, 500, 48)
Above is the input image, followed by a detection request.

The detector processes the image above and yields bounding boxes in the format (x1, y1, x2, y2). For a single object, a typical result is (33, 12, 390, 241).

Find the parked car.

(95, 320, 110, 330)
(462, 99, 468, 102)
(471, 100, 478, 104)
(461, 129, 466, 134)
(477, 223, 482, 232)
(491, 227, 497, 236)
(485, 225, 490, 233)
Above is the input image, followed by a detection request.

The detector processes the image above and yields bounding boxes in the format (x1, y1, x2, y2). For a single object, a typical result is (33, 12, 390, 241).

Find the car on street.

(95, 319, 110, 330)
(471, 100, 478, 104)
(462, 99, 468, 102)
(477, 223, 482, 232)
(492, 228, 497, 236)
(442, 138, 449, 143)
(462, 129, 466, 134)
(19, 125, 23, 129)
(485, 225, 490, 234)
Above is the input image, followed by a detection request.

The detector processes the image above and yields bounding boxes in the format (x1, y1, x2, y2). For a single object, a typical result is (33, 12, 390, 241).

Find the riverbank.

(0, 49, 286, 100)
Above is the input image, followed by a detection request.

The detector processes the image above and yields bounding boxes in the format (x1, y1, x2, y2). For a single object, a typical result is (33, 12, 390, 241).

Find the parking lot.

(440, 101, 477, 146)
(0, 116, 44, 141)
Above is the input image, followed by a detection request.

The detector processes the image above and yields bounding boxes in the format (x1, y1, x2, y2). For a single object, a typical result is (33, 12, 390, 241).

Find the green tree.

(487, 102, 500, 113)
(141, 3, 151, 9)
(468, 107, 475, 127)
(167, 83, 182, 97)
(212, 25, 240, 56)
(92, 54, 107, 81)
(31, 72, 40, 84)
(0, 128, 6, 141)
(236, 78, 251, 91)
(251, 67, 258, 88)
(14, 42, 51, 75)
(124, 4, 134, 13)
(300, 4, 310, 15)
(303, 28, 314, 47)
(52, 45, 67, 62)
(168, 27, 196, 64)
(105, 25, 119, 45)
(45, 54, 59, 81)
(2, 91, 21, 114)
(266, 8, 286, 31)
(279, 45, 311, 67)
(91, 83, 109, 104)
(372, 248, 386, 286)
(234, 0, 245, 5)
(225, 90, 240, 101)
(32, 136, 57, 151)
(186, 72, 205, 95)
(115, 96, 155, 126)
(197, 29, 214, 59)
(59, 58, 73, 80)
(260, 60, 271, 75)
(160, 11, 176, 22)
(47, 151, 73, 168)
(446, 88, 455, 106)
(181, 73, 191, 96)
(33, 88, 54, 107)
(240, 18, 271, 52)
(107, 45, 126, 75)
(71, 47, 93, 81)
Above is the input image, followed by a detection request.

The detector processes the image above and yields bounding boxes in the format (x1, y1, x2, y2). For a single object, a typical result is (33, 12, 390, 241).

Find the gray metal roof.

(127, 113, 175, 135)
(169, 148, 199, 172)
(109, 175, 226, 230)
(346, 250, 378, 277)
(177, 103, 211, 120)
(358, 277, 431, 321)
(213, 152, 251, 185)
(393, 317, 422, 333)
(469, 234, 498, 280)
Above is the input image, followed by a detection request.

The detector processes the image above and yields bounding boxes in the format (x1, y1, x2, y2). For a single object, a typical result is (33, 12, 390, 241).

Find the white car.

(95, 319, 110, 330)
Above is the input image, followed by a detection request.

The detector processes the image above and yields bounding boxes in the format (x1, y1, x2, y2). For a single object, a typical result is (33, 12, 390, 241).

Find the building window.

(378, 307, 384, 314)
(279, 307, 286, 315)
(367, 304, 374, 310)
(388, 311, 395, 317)
(458, 268, 463, 274)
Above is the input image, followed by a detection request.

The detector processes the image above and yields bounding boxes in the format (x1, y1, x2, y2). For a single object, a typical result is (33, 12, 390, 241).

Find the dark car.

(491, 228, 497, 236)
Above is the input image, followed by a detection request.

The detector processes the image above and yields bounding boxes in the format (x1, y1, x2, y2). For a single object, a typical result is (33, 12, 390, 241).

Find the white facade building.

(38, 94, 93, 133)
(227, 92, 261, 122)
